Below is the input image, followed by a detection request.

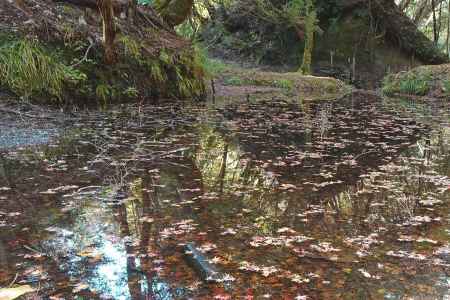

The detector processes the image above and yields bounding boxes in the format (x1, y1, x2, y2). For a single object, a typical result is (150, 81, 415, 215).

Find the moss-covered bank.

(0, 0, 205, 105)
(209, 60, 349, 102)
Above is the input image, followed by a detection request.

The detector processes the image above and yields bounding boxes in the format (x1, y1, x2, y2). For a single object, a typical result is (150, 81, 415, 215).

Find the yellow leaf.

(343, 268, 352, 274)
(0, 285, 35, 300)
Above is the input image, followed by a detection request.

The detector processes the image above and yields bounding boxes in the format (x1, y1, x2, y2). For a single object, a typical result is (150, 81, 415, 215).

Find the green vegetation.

(0, 38, 84, 101)
(383, 72, 431, 96)
(193, 46, 228, 77)
(223, 76, 245, 86)
(273, 79, 294, 90)
(383, 64, 450, 98)
(443, 80, 450, 96)
(223, 75, 294, 91)
(0, 32, 205, 104)
(95, 83, 116, 107)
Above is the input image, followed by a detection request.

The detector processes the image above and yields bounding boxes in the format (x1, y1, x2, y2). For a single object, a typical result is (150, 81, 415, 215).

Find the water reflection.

(0, 93, 448, 299)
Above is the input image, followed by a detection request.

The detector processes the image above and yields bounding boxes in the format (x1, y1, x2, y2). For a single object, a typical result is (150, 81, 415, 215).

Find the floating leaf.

(0, 285, 35, 300)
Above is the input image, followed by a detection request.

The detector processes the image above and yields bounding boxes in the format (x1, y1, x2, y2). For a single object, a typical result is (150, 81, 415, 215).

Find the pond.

(0, 91, 449, 299)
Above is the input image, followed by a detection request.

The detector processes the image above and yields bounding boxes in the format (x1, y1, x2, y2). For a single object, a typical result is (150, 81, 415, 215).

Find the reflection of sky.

(46, 198, 173, 300)
(91, 240, 131, 300)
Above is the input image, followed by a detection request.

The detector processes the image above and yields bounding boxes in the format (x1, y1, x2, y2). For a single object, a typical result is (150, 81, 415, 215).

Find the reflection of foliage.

(194, 124, 235, 189)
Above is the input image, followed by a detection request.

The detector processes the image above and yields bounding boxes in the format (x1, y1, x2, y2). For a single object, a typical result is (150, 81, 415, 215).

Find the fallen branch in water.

(8, 273, 18, 287)
(23, 244, 45, 255)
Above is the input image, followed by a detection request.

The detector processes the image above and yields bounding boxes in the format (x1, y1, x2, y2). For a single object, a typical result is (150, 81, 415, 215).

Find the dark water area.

(0, 92, 449, 299)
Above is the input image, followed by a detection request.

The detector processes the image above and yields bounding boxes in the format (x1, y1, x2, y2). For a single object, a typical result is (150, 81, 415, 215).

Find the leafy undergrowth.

(383, 64, 450, 98)
(0, 92, 449, 299)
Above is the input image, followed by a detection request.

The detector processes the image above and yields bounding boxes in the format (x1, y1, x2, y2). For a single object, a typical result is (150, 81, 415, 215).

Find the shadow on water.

(0, 92, 449, 299)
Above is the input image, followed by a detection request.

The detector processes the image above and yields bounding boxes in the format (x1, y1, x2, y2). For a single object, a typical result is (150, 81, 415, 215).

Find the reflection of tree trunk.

(0, 240, 8, 275)
(217, 143, 228, 194)
(117, 204, 141, 300)
(447, 2, 450, 55)
(97, 0, 117, 64)
(139, 175, 157, 299)
(431, 0, 438, 44)
(141, 174, 156, 248)
(0, 154, 12, 188)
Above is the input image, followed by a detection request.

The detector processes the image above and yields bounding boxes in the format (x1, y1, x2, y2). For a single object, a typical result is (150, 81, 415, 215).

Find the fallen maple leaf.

(0, 285, 35, 300)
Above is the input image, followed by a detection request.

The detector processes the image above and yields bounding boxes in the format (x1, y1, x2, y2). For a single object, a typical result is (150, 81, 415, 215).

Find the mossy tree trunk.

(344, 0, 448, 64)
(299, 0, 316, 75)
(127, 0, 137, 23)
(155, 0, 194, 27)
(97, 0, 117, 64)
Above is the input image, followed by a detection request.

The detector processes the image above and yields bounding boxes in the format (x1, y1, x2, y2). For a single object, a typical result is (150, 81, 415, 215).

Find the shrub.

(398, 76, 430, 96)
(382, 72, 431, 96)
(274, 79, 294, 90)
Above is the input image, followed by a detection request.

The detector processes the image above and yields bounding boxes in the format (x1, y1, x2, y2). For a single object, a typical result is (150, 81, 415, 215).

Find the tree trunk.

(447, 0, 450, 55)
(370, 0, 448, 63)
(155, 0, 194, 27)
(97, 0, 117, 64)
(431, 0, 438, 44)
(299, 15, 315, 74)
(335, 0, 448, 63)
(127, 0, 137, 23)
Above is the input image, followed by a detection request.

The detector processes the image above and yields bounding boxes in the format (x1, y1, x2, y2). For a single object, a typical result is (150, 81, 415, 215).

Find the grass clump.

(0, 39, 73, 101)
(224, 76, 246, 86)
(193, 45, 227, 78)
(442, 80, 450, 96)
(383, 72, 431, 96)
(273, 79, 294, 90)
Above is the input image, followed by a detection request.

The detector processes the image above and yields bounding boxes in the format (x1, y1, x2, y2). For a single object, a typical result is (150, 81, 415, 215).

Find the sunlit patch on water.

(0, 92, 449, 299)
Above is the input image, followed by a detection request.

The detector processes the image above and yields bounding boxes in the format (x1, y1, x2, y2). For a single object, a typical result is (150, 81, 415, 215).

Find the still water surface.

(0, 92, 449, 299)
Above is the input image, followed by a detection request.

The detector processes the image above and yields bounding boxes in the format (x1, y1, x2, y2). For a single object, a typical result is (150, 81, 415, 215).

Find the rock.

(183, 243, 223, 283)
